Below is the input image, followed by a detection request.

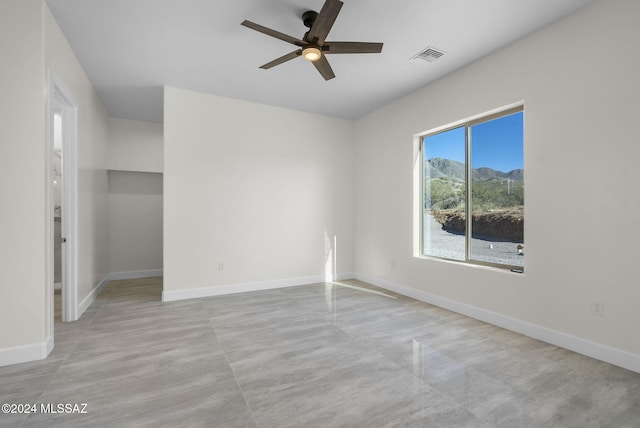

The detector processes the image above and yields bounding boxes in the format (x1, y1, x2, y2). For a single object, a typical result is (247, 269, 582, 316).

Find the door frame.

(50, 70, 79, 323)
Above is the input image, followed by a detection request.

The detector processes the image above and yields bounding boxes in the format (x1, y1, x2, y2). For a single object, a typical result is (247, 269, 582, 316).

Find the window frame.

(418, 105, 524, 272)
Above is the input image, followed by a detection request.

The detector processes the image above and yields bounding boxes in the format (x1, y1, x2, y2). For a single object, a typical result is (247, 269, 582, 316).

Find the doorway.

(50, 72, 78, 328)
(52, 99, 63, 323)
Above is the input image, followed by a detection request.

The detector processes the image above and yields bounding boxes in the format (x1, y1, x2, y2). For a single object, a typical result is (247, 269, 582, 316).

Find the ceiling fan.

(241, 0, 383, 80)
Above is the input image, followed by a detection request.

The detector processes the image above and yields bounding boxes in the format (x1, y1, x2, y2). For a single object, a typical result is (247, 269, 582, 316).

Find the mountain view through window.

(422, 108, 524, 270)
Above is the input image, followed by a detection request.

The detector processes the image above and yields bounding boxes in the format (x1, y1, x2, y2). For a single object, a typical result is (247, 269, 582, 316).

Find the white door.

(51, 72, 78, 325)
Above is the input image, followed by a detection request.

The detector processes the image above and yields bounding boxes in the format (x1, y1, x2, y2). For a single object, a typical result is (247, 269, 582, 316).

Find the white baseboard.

(1, 270, 162, 367)
(108, 269, 163, 281)
(0, 335, 54, 368)
(10, 270, 638, 374)
(162, 272, 353, 302)
(353, 272, 640, 374)
(76, 270, 162, 317)
(77, 273, 111, 318)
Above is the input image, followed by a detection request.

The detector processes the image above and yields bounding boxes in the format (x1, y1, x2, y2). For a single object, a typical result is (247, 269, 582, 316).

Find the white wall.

(108, 117, 163, 173)
(163, 87, 354, 298)
(0, 0, 48, 363)
(354, 0, 640, 364)
(108, 171, 163, 274)
(0, 0, 110, 366)
(107, 117, 163, 275)
(45, 5, 110, 311)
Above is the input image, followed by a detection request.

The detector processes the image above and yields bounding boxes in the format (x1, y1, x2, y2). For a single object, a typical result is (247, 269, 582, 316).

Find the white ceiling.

(46, 0, 595, 123)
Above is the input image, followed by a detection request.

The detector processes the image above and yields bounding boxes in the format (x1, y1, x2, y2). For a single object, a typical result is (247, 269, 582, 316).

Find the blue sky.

(424, 111, 524, 172)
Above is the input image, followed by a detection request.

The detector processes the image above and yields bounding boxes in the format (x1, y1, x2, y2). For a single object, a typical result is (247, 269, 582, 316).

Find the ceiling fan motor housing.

(302, 10, 318, 28)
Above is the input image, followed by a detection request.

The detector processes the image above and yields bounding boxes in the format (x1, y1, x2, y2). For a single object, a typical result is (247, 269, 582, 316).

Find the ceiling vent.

(412, 46, 446, 63)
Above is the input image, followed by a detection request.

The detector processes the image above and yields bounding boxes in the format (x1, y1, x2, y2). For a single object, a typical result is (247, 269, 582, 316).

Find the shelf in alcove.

(107, 170, 163, 195)
(107, 169, 163, 175)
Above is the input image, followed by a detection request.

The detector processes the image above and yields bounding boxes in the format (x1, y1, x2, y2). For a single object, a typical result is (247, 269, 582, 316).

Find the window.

(420, 106, 524, 271)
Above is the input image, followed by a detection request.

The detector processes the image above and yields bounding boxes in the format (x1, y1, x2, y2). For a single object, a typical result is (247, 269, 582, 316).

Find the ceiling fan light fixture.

(302, 46, 322, 61)
(241, 0, 382, 80)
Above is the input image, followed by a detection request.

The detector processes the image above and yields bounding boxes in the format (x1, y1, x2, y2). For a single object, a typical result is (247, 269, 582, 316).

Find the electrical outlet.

(591, 302, 604, 317)
(218, 262, 225, 271)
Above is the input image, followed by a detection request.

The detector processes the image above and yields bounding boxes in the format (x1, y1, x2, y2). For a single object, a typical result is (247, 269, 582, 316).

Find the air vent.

(412, 46, 446, 63)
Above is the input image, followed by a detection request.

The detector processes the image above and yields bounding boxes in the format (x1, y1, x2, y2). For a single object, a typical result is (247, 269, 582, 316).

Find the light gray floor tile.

(239, 357, 421, 428)
(2, 277, 639, 428)
(276, 379, 490, 428)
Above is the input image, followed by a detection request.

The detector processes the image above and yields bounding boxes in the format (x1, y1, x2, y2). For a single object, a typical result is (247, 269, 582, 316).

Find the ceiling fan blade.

(324, 42, 383, 54)
(306, 0, 343, 45)
(241, 20, 305, 47)
(260, 50, 302, 69)
(312, 55, 336, 80)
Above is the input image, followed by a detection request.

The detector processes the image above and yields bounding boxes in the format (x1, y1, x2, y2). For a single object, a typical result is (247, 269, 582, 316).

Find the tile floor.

(1, 277, 639, 427)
